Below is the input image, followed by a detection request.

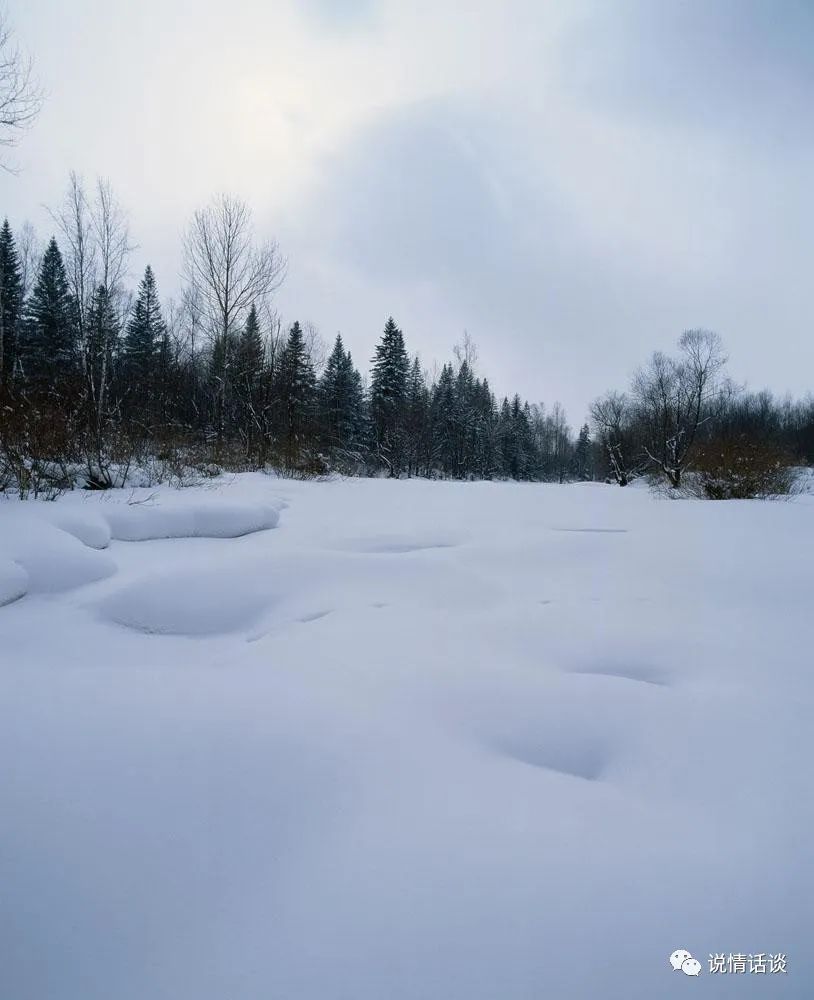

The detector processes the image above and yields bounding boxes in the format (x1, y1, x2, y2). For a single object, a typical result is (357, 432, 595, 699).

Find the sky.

(1, 0, 813, 422)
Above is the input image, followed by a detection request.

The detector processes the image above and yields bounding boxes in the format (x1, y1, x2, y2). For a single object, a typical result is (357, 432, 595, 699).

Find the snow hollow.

(1, 474, 811, 999)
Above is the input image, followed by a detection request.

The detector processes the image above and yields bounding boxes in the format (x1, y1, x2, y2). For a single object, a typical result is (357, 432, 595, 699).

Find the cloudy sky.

(2, 0, 813, 420)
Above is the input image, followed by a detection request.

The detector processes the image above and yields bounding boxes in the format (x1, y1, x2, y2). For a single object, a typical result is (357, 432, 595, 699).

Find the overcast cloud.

(2, 0, 812, 420)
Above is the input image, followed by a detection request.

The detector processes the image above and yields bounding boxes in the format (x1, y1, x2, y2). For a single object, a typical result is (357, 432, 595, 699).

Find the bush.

(690, 436, 796, 499)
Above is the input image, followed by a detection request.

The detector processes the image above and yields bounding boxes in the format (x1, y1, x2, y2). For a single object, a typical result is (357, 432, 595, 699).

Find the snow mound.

(45, 509, 112, 549)
(104, 501, 280, 542)
(0, 514, 116, 594)
(0, 559, 28, 606)
(99, 569, 273, 635)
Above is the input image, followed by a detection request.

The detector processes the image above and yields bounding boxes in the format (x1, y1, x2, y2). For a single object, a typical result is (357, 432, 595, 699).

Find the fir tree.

(471, 377, 497, 478)
(498, 395, 535, 479)
(0, 219, 23, 384)
(234, 304, 267, 458)
(121, 267, 166, 427)
(277, 321, 316, 468)
(452, 360, 476, 476)
(404, 356, 430, 476)
(318, 334, 365, 464)
(369, 316, 409, 475)
(123, 266, 165, 391)
(235, 303, 264, 389)
(573, 423, 593, 481)
(20, 237, 77, 393)
(431, 363, 457, 476)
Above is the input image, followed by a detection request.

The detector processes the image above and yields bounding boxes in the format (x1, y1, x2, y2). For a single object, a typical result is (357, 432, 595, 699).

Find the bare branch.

(0, 11, 43, 164)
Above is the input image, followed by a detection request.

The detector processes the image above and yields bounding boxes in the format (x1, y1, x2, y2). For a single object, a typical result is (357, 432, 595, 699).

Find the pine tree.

(277, 321, 316, 469)
(472, 377, 498, 478)
(20, 237, 78, 393)
(318, 334, 365, 465)
(497, 395, 535, 479)
(0, 220, 23, 384)
(235, 303, 264, 388)
(431, 363, 457, 476)
(123, 266, 165, 399)
(573, 423, 593, 481)
(369, 316, 409, 475)
(452, 360, 476, 476)
(234, 304, 266, 458)
(404, 356, 430, 476)
(207, 330, 239, 439)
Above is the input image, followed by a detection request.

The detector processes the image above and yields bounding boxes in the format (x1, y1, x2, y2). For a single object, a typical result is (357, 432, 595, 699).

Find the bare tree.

(183, 193, 286, 437)
(453, 331, 479, 372)
(302, 320, 327, 376)
(590, 390, 643, 486)
(183, 194, 286, 342)
(17, 220, 39, 300)
(632, 328, 727, 488)
(258, 300, 284, 370)
(92, 177, 131, 300)
(50, 172, 96, 363)
(90, 178, 132, 428)
(0, 11, 42, 162)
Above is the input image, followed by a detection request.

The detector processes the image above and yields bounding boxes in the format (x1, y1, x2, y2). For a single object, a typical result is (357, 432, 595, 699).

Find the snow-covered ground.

(1, 475, 811, 999)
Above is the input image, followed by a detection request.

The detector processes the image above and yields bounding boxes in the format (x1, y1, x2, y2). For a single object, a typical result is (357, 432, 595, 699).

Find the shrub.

(690, 435, 796, 499)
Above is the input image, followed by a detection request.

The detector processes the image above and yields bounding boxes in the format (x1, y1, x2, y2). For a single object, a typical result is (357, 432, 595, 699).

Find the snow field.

(1, 474, 811, 999)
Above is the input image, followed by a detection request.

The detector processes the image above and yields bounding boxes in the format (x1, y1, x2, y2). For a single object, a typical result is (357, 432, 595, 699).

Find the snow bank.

(0, 511, 116, 594)
(0, 488, 282, 607)
(103, 500, 280, 541)
(0, 559, 28, 606)
(35, 507, 113, 549)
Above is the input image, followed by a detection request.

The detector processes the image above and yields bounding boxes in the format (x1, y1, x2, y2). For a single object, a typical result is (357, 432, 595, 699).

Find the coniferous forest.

(0, 185, 581, 494)
(1, 182, 813, 498)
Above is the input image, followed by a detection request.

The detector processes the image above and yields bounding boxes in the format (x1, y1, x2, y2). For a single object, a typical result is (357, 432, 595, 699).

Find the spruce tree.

(0, 219, 23, 384)
(502, 395, 532, 479)
(124, 266, 165, 382)
(404, 356, 430, 476)
(277, 321, 316, 468)
(318, 334, 364, 464)
(235, 303, 264, 388)
(471, 377, 497, 478)
(234, 304, 266, 458)
(20, 237, 77, 393)
(431, 363, 457, 476)
(573, 423, 593, 481)
(452, 360, 476, 476)
(369, 316, 409, 475)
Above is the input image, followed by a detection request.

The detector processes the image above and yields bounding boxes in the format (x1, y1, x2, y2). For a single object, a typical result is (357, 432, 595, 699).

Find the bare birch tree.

(50, 172, 96, 365)
(183, 193, 286, 437)
(88, 178, 131, 436)
(0, 11, 42, 162)
(17, 220, 39, 300)
(92, 178, 131, 300)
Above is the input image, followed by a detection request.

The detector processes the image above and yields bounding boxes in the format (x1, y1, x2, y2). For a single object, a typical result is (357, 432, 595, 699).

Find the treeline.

(590, 329, 814, 498)
(2, 179, 812, 500)
(0, 183, 583, 496)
